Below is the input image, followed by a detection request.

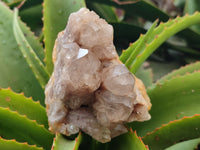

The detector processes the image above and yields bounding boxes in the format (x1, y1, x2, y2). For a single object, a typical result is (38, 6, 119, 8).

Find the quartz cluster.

(45, 8, 151, 143)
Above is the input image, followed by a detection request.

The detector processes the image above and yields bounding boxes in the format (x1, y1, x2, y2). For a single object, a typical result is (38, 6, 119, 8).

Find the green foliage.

(0, 107, 54, 150)
(143, 115, 200, 150)
(52, 133, 82, 150)
(159, 61, 200, 83)
(106, 129, 148, 150)
(130, 71, 200, 136)
(77, 129, 148, 150)
(166, 138, 200, 150)
(1, 0, 200, 150)
(0, 138, 43, 150)
(13, 9, 50, 89)
(43, 0, 86, 74)
(86, 2, 118, 22)
(184, 0, 200, 34)
(87, 0, 169, 21)
(120, 12, 200, 73)
(0, 1, 45, 103)
(0, 88, 48, 128)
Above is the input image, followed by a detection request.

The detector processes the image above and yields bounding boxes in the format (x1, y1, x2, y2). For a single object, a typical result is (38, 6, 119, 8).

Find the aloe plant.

(1, 0, 200, 149)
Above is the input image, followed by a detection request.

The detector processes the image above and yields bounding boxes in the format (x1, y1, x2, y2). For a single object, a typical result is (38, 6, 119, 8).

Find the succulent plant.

(1, 0, 200, 150)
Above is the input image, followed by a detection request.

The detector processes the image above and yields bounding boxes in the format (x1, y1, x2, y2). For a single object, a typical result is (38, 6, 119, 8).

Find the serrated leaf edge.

(0, 87, 45, 109)
(120, 11, 200, 73)
(147, 70, 200, 90)
(142, 114, 200, 139)
(13, 8, 50, 89)
(0, 136, 43, 150)
(129, 128, 149, 150)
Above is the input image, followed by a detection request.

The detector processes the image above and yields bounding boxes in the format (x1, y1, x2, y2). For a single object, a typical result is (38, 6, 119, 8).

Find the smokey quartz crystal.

(45, 8, 151, 143)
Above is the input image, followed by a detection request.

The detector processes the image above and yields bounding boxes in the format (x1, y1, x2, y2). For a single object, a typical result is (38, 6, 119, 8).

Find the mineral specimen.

(45, 8, 151, 143)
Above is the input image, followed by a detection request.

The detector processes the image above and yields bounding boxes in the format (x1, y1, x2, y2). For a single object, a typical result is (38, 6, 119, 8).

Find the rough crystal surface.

(45, 8, 152, 143)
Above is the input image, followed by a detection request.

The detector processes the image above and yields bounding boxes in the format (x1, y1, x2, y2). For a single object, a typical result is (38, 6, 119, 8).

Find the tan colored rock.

(45, 7, 151, 143)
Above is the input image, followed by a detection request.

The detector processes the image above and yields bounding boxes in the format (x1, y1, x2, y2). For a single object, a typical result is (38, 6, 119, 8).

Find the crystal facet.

(45, 8, 152, 143)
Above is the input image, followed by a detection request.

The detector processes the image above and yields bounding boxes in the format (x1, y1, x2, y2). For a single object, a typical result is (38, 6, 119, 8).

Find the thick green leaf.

(174, 0, 186, 8)
(19, 5, 43, 33)
(52, 133, 82, 150)
(120, 12, 200, 73)
(43, 0, 86, 73)
(158, 61, 200, 83)
(0, 88, 48, 129)
(165, 42, 200, 56)
(13, 8, 50, 89)
(87, 2, 118, 22)
(184, 0, 200, 34)
(79, 129, 148, 150)
(129, 71, 200, 136)
(21, 0, 43, 10)
(121, 20, 158, 68)
(2, 0, 22, 8)
(0, 2, 44, 102)
(143, 115, 200, 150)
(5, 0, 42, 9)
(135, 65, 153, 87)
(88, 0, 200, 49)
(148, 60, 183, 82)
(111, 22, 146, 47)
(87, 0, 169, 22)
(177, 28, 200, 49)
(19, 15, 44, 64)
(107, 129, 148, 150)
(0, 107, 54, 150)
(165, 138, 200, 150)
(0, 137, 43, 150)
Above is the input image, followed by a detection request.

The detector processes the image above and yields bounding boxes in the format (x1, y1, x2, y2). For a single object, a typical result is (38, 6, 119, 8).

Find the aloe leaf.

(19, 4, 43, 32)
(158, 61, 200, 83)
(4, 0, 42, 9)
(166, 42, 200, 56)
(121, 19, 158, 67)
(107, 129, 148, 150)
(148, 60, 183, 81)
(129, 71, 200, 136)
(0, 137, 43, 150)
(13, 8, 50, 89)
(86, 2, 118, 22)
(120, 12, 200, 73)
(178, 28, 200, 49)
(2, 0, 22, 8)
(19, 13, 44, 64)
(52, 133, 82, 150)
(165, 138, 200, 150)
(21, 0, 43, 10)
(0, 2, 44, 102)
(0, 88, 48, 129)
(184, 0, 200, 34)
(79, 129, 148, 150)
(174, 0, 186, 8)
(43, 0, 86, 74)
(143, 115, 200, 150)
(111, 22, 146, 46)
(89, 0, 200, 49)
(87, 0, 169, 22)
(0, 107, 54, 150)
(135, 66, 153, 87)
